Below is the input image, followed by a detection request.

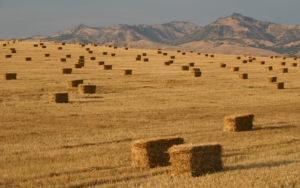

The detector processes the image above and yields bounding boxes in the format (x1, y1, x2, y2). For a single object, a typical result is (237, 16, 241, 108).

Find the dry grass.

(0, 41, 300, 187)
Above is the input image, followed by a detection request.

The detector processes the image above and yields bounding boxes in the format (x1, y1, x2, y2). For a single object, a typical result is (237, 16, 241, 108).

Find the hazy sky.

(1, 0, 300, 39)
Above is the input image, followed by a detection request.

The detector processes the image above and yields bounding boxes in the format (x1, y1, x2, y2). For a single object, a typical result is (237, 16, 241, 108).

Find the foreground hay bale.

(25, 57, 32, 61)
(78, 84, 96, 94)
(132, 137, 184, 168)
(123, 69, 132, 75)
(49, 93, 68, 103)
(181, 66, 189, 71)
(219, 63, 226, 68)
(266, 66, 273, 71)
(273, 82, 284, 89)
(68, 80, 83, 87)
(267, 76, 277, 83)
(279, 68, 288, 73)
(224, 114, 254, 132)
(168, 143, 223, 177)
(102, 65, 112, 70)
(60, 68, 72, 74)
(231, 67, 239, 72)
(239, 73, 248, 79)
(3, 73, 17, 80)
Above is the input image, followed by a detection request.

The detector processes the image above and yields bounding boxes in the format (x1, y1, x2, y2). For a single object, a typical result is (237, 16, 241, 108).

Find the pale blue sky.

(0, 0, 300, 39)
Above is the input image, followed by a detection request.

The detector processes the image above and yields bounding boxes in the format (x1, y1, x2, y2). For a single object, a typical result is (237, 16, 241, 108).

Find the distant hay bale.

(157, 51, 162, 54)
(78, 84, 96, 94)
(239, 73, 248, 79)
(231, 67, 239, 72)
(270, 56, 274, 59)
(49, 93, 68, 103)
(265, 66, 273, 71)
(102, 65, 112, 70)
(191, 71, 202, 77)
(132, 137, 184, 168)
(136, 57, 141, 61)
(190, 68, 201, 72)
(5, 55, 12, 58)
(249, 59, 252, 63)
(62, 42, 66, 45)
(224, 114, 254, 132)
(2, 73, 17, 80)
(73, 64, 82, 69)
(102, 52, 108, 55)
(197, 53, 201, 55)
(279, 68, 288, 73)
(25, 57, 32, 61)
(170, 56, 175, 59)
(68, 80, 83, 87)
(79, 62, 85, 67)
(157, 48, 162, 51)
(114, 46, 117, 49)
(93, 44, 97, 47)
(41, 46, 46, 49)
(236, 57, 241, 59)
(164, 61, 171, 66)
(291, 63, 297, 67)
(143, 58, 149, 62)
(58, 47, 63, 50)
(124, 47, 128, 50)
(252, 57, 256, 60)
(210, 55, 214, 58)
(294, 57, 297, 60)
(60, 68, 72, 74)
(182, 52, 186, 55)
(163, 53, 168, 56)
(45, 54, 50, 57)
(181, 66, 189, 70)
(136, 55, 142, 58)
(275, 56, 278, 58)
(60, 58, 67, 62)
(39, 43, 43, 46)
(190, 51, 193, 53)
(2, 44, 6, 47)
(108, 45, 112, 48)
(123, 69, 132, 75)
(280, 62, 286, 66)
(98, 61, 105, 65)
(77, 59, 85, 63)
(176, 50, 181, 53)
(33, 44, 38, 47)
(85, 48, 90, 51)
(79, 56, 84, 59)
(169, 60, 174, 64)
(111, 53, 116, 57)
(81, 44, 85, 47)
(188, 62, 195, 67)
(205, 54, 209, 57)
(66, 54, 71, 58)
(273, 82, 284, 89)
(267, 76, 277, 83)
(11, 50, 17, 53)
(142, 53, 147, 56)
(242, 60, 247, 63)
(90, 57, 96, 60)
(88, 51, 93, 54)
(219, 63, 226, 68)
(282, 57, 286, 60)
(168, 143, 223, 177)
(260, 61, 265, 65)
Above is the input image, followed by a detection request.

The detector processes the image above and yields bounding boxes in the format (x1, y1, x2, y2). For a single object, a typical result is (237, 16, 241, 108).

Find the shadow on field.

(225, 160, 296, 172)
(253, 124, 296, 131)
(60, 138, 133, 149)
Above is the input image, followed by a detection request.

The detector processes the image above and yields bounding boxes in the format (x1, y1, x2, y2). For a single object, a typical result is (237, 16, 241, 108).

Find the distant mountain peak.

(231, 13, 244, 18)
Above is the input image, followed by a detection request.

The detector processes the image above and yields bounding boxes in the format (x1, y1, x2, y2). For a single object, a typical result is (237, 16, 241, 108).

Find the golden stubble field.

(0, 41, 300, 187)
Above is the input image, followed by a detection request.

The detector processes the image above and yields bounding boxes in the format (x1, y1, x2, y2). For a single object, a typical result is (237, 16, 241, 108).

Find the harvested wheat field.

(0, 41, 300, 187)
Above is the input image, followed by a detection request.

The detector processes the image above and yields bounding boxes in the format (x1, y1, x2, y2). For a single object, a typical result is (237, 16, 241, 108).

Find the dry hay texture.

(131, 137, 184, 168)
(49, 93, 68, 103)
(224, 114, 254, 132)
(168, 143, 223, 177)
(78, 84, 96, 94)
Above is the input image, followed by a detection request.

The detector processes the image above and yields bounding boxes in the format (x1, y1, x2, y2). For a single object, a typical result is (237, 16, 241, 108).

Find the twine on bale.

(224, 114, 254, 132)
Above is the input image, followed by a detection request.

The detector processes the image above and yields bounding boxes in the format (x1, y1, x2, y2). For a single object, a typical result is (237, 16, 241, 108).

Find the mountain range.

(21, 13, 300, 56)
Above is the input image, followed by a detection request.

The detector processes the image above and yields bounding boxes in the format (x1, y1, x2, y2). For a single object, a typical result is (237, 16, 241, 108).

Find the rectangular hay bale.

(49, 93, 68, 103)
(78, 84, 96, 94)
(224, 114, 254, 132)
(3, 73, 17, 80)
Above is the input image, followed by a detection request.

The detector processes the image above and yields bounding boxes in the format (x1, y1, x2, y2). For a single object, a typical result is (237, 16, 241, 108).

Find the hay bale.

(49, 93, 68, 103)
(25, 57, 32, 61)
(102, 65, 112, 70)
(279, 68, 288, 73)
(2, 73, 17, 80)
(136, 57, 141, 61)
(163, 53, 168, 56)
(60, 68, 72, 74)
(88, 51, 93, 54)
(260, 61, 265, 65)
(114, 46, 117, 49)
(239, 73, 248, 79)
(45, 54, 50, 57)
(190, 68, 200, 72)
(267, 76, 277, 83)
(181, 66, 189, 71)
(123, 69, 132, 75)
(176, 50, 181, 53)
(81, 44, 85, 47)
(111, 53, 116, 57)
(188, 63, 194, 67)
(2, 44, 6, 47)
(219, 63, 226, 68)
(79, 62, 85, 67)
(79, 56, 85, 60)
(210, 55, 214, 58)
(33, 44, 38, 47)
(142, 53, 147, 56)
(224, 114, 254, 132)
(58, 47, 63, 50)
(249, 59, 253, 63)
(9, 48, 15, 51)
(168, 143, 223, 177)
(68, 80, 83, 87)
(273, 82, 284, 89)
(5, 55, 12, 58)
(164, 61, 171, 66)
(242, 60, 247, 63)
(61, 42, 66, 45)
(283, 57, 286, 60)
(85, 48, 90, 51)
(294, 57, 297, 60)
(280, 62, 286, 66)
(90, 57, 96, 60)
(78, 59, 85, 63)
(60, 58, 67, 62)
(191, 71, 202, 77)
(66, 54, 71, 58)
(102, 52, 108, 55)
(266, 66, 273, 71)
(143, 58, 149, 62)
(231, 67, 239, 72)
(169, 60, 174, 64)
(73, 64, 82, 69)
(157, 48, 162, 51)
(124, 47, 128, 50)
(132, 137, 184, 168)
(98, 61, 105, 65)
(157, 51, 162, 54)
(197, 53, 201, 55)
(205, 54, 209, 57)
(78, 84, 96, 94)
(190, 51, 193, 53)
(41, 46, 46, 49)
(170, 56, 175, 59)
(270, 56, 274, 59)
(236, 57, 241, 59)
(182, 52, 186, 55)
(291, 63, 297, 67)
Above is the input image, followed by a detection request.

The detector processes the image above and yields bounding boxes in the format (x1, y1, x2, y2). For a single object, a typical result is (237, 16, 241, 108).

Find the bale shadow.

(253, 124, 296, 131)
